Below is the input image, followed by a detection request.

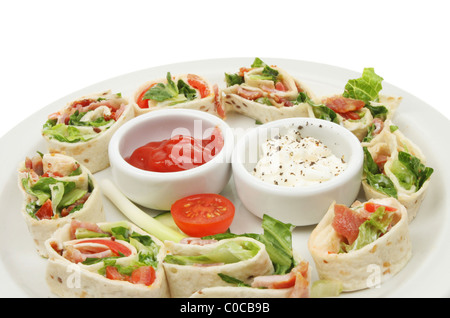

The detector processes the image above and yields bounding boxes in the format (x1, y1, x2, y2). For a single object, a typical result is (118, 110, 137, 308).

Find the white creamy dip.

(252, 129, 347, 187)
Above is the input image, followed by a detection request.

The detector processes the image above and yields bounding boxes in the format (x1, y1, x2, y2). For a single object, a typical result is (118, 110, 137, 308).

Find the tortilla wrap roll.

(307, 94, 402, 141)
(45, 220, 170, 298)
(41, 90, 134, 173)
(308, 198, 411, 292)
(17, 153, 104, 257)
(190, 257, 311, 298)
(162, 237, 274, 298)
(133, 72, 225, 118)
(307, 68, 402, 141)
(361, 120, 433, 222)
(220, 58, 316, 124)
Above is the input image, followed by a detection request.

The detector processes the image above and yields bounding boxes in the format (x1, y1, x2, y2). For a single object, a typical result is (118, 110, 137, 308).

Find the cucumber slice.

(154, 212, 185, 235)
(75, 228, 110, 239)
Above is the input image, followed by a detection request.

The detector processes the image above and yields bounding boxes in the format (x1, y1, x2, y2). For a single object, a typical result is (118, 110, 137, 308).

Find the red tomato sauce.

(125, 127, 224, 172)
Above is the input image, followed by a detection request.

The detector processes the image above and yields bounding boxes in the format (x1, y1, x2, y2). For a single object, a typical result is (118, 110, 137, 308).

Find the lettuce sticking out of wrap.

(203, 214, 296, 275)
(17, 152, 105, 257)
(308, 198, 411, 292)
(133, 72, 224, 118)
(308, 68, 402, 141)
(221, 57, 316, 124)
(41, 90, 134, 173)
(45, 220, 170, 298)
(362, 137, 434, 222)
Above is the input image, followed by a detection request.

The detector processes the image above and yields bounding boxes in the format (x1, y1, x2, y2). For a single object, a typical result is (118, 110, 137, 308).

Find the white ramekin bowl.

(232, 117, 363, 226)
(108, 109, 234, 211)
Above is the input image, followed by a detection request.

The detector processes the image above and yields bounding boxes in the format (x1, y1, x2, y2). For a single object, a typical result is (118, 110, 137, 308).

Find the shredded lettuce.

(21, 176, 89, 217)
(341, 206, 394, 252)
(163, 240, 260, 265)
(42, 124, 97, 143)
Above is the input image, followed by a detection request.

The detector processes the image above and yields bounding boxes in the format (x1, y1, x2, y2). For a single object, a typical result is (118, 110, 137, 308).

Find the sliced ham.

(251, 261, 310, 298)
(332, 204, 370, 245)
(324, 95, 365, 114)
(69, 219, 105, 240)
(63, 243, 114, 263)
(180, 237, 218, 246)
(237, 86, 263, 100)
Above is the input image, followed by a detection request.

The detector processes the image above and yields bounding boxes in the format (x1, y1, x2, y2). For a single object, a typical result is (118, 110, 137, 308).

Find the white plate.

(1, 58, 449, 298)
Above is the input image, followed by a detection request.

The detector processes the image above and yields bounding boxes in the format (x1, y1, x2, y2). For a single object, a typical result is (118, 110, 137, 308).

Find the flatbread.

(17, 153, 105, 257)
(190, 257, 311, 298)
(45, 221, 170, 298)
(41, 90, 134, 173)
(220, 65, 316, 123)
(361, 120, 431, 222)
(307, 95, 402, 141)
(162, 237, 274, 298)
(308, 198, 411, 292)
(133, 73, 222, 117)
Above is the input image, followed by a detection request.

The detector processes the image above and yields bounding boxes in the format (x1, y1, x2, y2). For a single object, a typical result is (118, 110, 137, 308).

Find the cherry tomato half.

(364, 202, 397, 213)
(171, 193, 235, 237)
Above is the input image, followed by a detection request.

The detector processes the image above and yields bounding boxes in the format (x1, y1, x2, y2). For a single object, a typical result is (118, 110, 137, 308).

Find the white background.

(1, 0, 449, 138)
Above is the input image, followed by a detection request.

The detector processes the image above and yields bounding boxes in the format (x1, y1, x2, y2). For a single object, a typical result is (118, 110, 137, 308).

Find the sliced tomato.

(364, 202, 397, 213)
(130, 266, 156, 286)
(78, 239, 132, 257)
(238, 67, 252, 76)
(35, 199, 53, 220)
(71, 98, 95, 108)
(236, 86, 263, 100)
(275, 81, 287, 92)
(171, 193, 235, 237)
(105, 266, 128, 281)
(187, 74, 210, 98)
(136, 83, 157, 109)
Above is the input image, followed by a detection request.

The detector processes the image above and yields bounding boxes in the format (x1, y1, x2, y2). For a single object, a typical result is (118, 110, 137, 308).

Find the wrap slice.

(190, 257, 311, 298)
(166, 214, 312, 298)
(308, 198, 411, 292)
(307, 68, 402, 141)
(17, 152, 104, 257)
(45, 219, 170, 298)
(42, 90, 134, 173)
(361, 120, 433, 222)
(133, 72, 224, 118)
(163, 237, 274, 298)
(220, 58, 316, 124)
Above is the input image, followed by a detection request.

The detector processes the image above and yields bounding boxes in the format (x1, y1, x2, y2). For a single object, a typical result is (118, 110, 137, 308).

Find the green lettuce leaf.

(224, 73, 244, 86)
(251, 57, 266, 68)
(363, 147, 398, 198)
(42, 124, 97, 143)
(364, 104, 388, 120)
(163, 240, 260, 265)
(203, 214, 296, 275)
(390, 151, 434, 191)
(177, 79, 197, 101)
(143, 72, 179, 102)
(341, 206, 394, 252)
(343, 68, 383, 103)
(67, 110, 114, 127)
